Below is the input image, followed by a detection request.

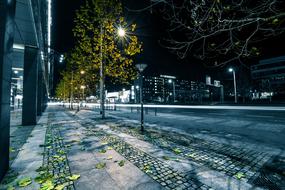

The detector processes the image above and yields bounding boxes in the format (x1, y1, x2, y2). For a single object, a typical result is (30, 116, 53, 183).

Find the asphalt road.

(101, 105, 285, 151)
(147, 107, 285, 124)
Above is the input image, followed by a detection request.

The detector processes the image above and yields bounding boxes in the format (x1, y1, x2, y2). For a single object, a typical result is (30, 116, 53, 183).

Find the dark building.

(133, 75, 209, 104)
(0, 0, 52, 180)
(251, 55, 285, 100)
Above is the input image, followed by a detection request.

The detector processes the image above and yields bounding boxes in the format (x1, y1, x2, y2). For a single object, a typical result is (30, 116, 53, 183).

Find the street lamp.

(135, 63, 147, 132)
(80, 85, 86, 101)
(59, 54, 64, 63)
(80, 70, 85, 75)
(168, 79, 176, 103)
(229, 67, 237, 103)
(100, 26, 126, 119)
(117, 27, 126, 37)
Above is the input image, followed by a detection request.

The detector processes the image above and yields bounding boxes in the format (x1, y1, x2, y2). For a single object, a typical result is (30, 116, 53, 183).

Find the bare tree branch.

(137, 0, 285, 67)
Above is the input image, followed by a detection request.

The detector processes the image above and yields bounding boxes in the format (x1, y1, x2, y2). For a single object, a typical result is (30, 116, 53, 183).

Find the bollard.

(155, 108, 157, 116)
(131, 107, 133, 113)
(146, 107, 148, 114)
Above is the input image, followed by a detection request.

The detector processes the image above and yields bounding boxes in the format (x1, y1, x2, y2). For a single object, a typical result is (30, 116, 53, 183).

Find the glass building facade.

(0, 0, 52, 180)
(251, 55, 285, 100)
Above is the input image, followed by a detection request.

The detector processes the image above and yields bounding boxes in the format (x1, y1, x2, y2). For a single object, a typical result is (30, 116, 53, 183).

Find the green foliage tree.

(56, 0, 143, 100)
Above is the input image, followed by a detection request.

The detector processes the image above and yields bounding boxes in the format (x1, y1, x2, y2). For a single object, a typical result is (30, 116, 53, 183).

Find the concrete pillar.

(0, 0, 16, 181)
(42, 84, 46, 111)
(22, 46, 38, 126)
(37, 70, 43, 116)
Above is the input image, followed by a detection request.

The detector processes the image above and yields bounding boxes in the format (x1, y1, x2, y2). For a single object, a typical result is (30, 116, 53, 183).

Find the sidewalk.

(1, 106, 284, 190)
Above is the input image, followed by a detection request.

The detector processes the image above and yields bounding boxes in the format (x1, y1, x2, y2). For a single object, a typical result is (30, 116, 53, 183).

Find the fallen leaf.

(53, 155, 60, 159)
(95, 162, 106, 169)
(235, 172, 246, 180)
(36, 166, 48, 172)
(55, 184, 66, 190)
(9, 147, 15, 153)
(99, 149, 106, 153)
(162, 156, 170, 160)
(57, 150, 66, 155)
(173, 148, 182, 154)
(7, 185, 15, 190)
(101, 141, 108, 145)
(67, 174, 80, 181)
(18, 177, 32, 187)
(118, 160, 125, 167)
(40, 180, 54, 190)
(143, 164, 150, 171)
(186, 153, 195, 158)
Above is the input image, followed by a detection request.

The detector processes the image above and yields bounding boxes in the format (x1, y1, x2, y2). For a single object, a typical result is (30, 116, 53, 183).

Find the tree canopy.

(56, 0, 143, 100)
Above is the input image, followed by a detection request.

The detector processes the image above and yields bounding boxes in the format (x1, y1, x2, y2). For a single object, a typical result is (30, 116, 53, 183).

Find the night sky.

(53, 0, 285, 91)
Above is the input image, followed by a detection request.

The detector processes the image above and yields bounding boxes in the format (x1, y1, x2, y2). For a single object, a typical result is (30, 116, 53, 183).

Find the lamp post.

(229, 68, 237, 103)
(99, 25, 126, 119)
(136, 63, 147, 132)
(168, 79, 176, 103)
(70, 70, 73, 109)
(99, 24, 105, 118)
(135, 85, 139, 103)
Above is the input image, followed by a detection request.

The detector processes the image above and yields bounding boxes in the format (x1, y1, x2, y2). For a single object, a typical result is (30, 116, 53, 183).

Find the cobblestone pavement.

(68, 109, 285, 190)
(0, 110, 80, 190)
(64, 112, 211, 190)
(107, 123, 285, 189)
(91, 127, 210, 190)
(109, 124, 270, 180)
(1, 107, 284, 190)
(41, 122, 75, 190)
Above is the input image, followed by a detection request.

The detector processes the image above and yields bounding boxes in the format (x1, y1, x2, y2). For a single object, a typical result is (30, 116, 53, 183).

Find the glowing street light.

(228, 67, 237, 103)
(80, 85, 86, 101)
(117, 27, 126, 37)
(59, 54, 64, 63)
(80, 70, 85, 75)
(168, 79, 176, 103)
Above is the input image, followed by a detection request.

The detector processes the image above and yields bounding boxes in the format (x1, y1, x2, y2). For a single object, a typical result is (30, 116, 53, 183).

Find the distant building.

(251, 55, 285, 99)
(106, 89, 131, 103)
(133, 75, 209, 104)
